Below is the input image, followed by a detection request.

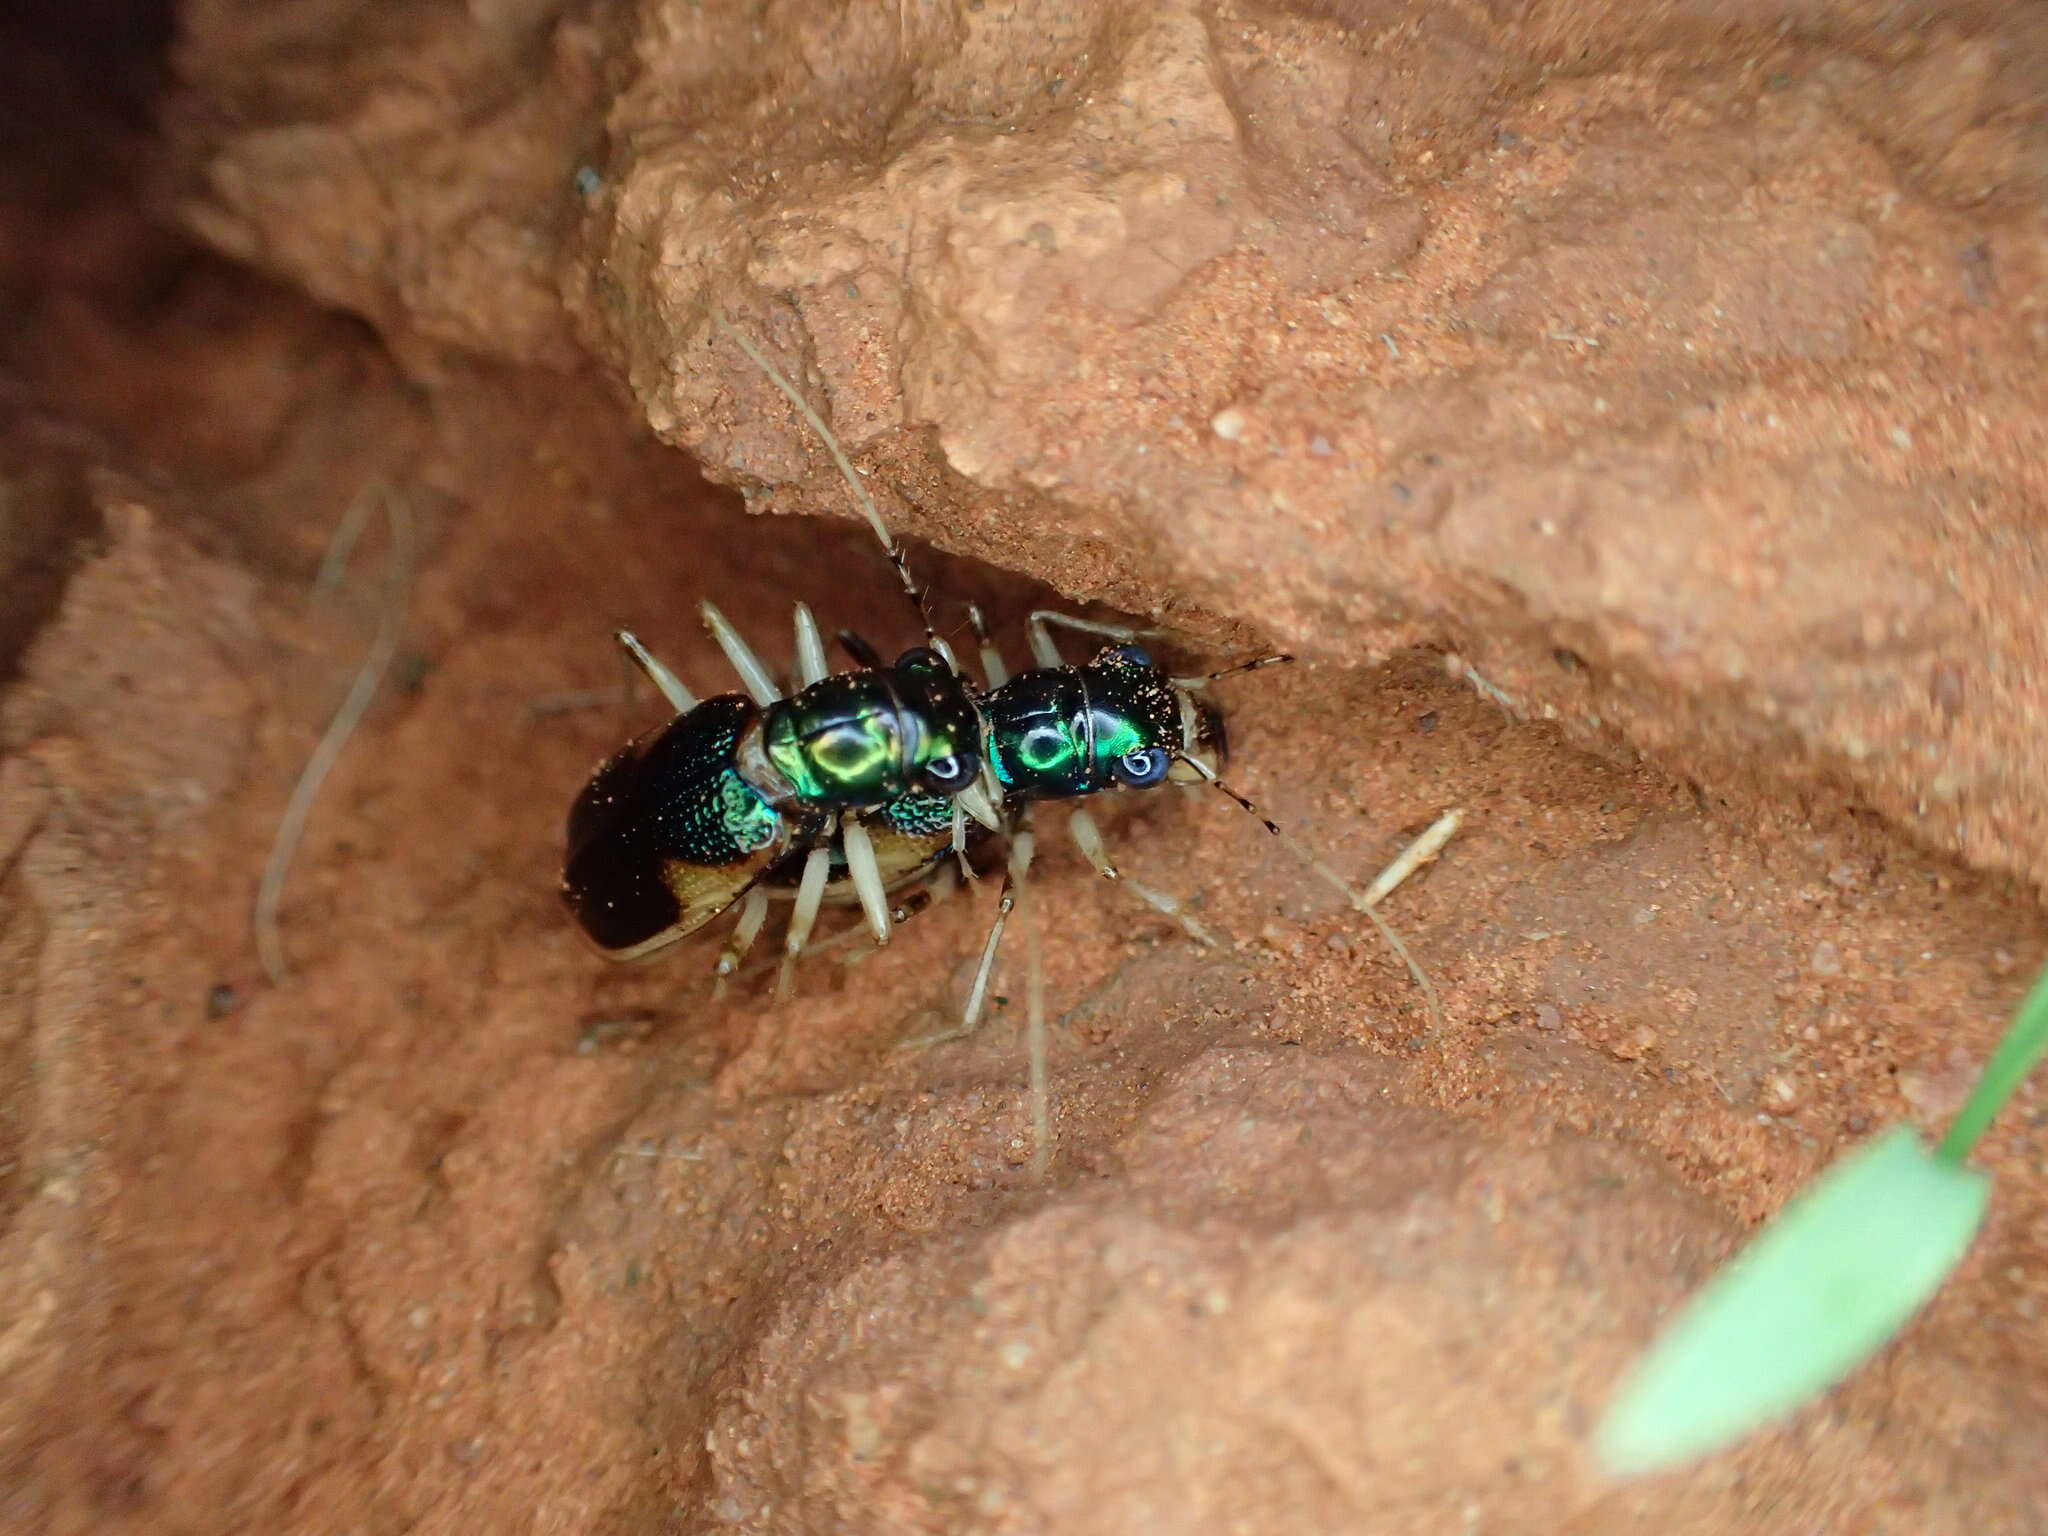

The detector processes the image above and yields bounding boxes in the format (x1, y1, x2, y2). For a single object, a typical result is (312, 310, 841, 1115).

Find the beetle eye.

(921, 752, 977, 791)
(1109, 747, 1172, 787)
(1104, 643, 1155, 670)
(894, 646, 947, 674)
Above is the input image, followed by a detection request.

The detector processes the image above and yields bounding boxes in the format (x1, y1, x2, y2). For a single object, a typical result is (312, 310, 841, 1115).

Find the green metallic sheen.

(879, 791, 955, 837)
(985, 648, 1180, 799)
(749, 657, 981, 810)
(564, 631, 985, 960)
(1007, 717, 1083, 780)
(1086, 713, 1146, 761)
(561, 694, 799, 954)
(715, 772, 783, 855)
(762, 686, 905, 802)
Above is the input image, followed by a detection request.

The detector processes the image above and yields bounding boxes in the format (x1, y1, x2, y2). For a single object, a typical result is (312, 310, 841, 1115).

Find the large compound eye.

(920, 752, 979, 792)
(894, 646, 947, 675)
(1108, 746, 1172, 787)
(1104, 643, 1155, 670)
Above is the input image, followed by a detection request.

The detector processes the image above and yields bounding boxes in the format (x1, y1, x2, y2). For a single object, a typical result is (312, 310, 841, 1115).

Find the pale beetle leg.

(712, 887, 771, 1000)
(702, 600, 779, 706)
(839, 815, 893, 946)
(776, 837, 836, 1002)
(1067, 805, 1215, 948)
(615, 629, 696, 714)
(791, 602, 829, 687)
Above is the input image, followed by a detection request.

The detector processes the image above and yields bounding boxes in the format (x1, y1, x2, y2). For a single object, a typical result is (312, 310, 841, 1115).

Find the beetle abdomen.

(561, 695, 802, 957)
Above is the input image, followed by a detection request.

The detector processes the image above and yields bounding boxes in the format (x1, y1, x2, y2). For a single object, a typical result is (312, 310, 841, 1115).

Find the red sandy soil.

(5, 3, 2048, 1533)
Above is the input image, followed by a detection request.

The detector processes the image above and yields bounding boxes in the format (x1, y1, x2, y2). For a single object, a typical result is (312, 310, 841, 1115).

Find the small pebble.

(1534, 1003, 1562, 1031)
(1897, 1049, 1975, 1120)
(1808, 940, 1843, 976)
(1257, 920, 1304, 958)
(1610, 1024, 1658, 1060)
(1211, 408, 1247, 441)
(1959, 241, 1995, 305)
(1761, 1071, 1804, 1114)
(1928, 660, 1966, 718)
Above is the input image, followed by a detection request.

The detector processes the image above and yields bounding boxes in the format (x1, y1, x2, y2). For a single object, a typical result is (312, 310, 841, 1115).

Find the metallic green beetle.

(559, 612, 996, 978)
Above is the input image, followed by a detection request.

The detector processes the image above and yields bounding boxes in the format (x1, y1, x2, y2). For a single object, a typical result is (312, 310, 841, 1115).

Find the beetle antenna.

(1172, 653, 1294, 689)
(710, 307, 950, 662)
(1173, 751, 1443, 1029)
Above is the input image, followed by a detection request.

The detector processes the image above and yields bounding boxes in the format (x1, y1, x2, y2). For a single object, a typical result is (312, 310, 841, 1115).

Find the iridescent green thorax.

(985, 646, 1182, 800)
(759, 672, 905, 804)
(749, 649, 983, 810)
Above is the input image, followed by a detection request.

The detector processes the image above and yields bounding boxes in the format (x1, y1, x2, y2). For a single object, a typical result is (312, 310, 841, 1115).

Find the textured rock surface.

(173, 0, 2048, 894)
(4, 313, 2047, 1531)
(693, 1046, 2033, 1534)
(7, 3, 2048, 1532)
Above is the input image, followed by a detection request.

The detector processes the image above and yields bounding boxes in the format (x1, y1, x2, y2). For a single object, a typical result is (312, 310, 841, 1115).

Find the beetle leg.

(775, 839, 835, 1002)
(900, 820, 1035, 1048)
(1067, 806, 1214, 948)
(702, 600, 779, 706)
(840, 815, 892, 946)
(791, 602, 829, 688)
(614, 630, 696, 714)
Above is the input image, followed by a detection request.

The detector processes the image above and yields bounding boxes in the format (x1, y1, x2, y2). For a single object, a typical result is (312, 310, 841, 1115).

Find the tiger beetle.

(799, 600, 1441, 1050)
(563, 308, 1441, 1044)
(558, 609, 994, 981)
(558, 316, 1002, 998)
(915, 608, 1304, 1040)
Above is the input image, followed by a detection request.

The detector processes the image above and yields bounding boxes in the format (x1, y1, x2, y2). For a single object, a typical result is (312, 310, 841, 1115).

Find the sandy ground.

(5, 3, 2048, 1533)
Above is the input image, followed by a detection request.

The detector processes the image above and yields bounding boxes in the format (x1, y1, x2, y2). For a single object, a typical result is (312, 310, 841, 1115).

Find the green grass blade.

(1938, 960, 2048, 1164)
(1595, 1126, 1989, 1476)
